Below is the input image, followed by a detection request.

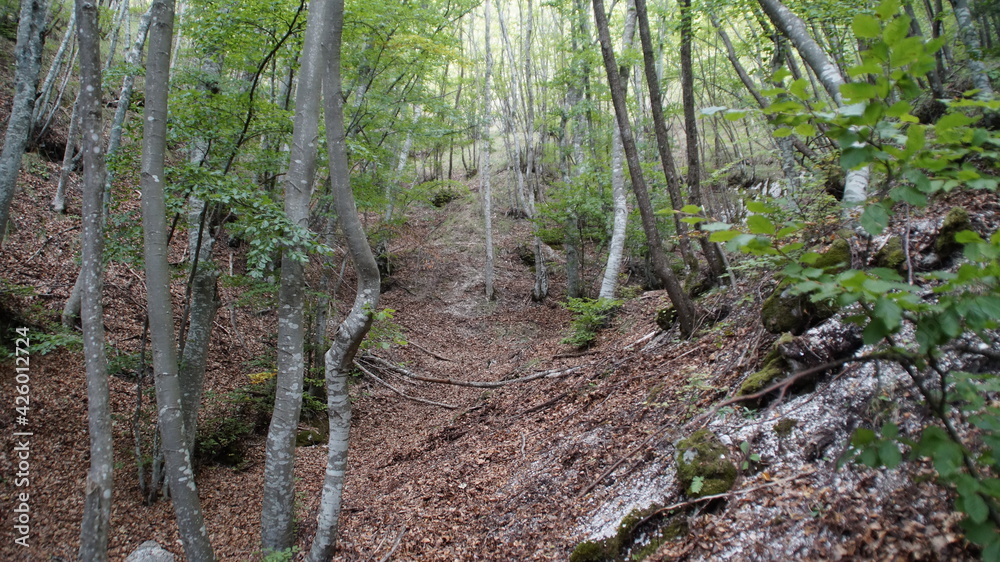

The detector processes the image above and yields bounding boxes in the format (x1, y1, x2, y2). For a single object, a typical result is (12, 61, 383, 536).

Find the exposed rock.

(125, 541, 175, 562)
(675, 429, 737, 498)
(737, 333, 793, 398)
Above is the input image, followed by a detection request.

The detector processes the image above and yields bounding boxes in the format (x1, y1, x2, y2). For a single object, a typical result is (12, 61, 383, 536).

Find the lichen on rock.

(737, 332, 793, 398)
(675, 429, 737, 498)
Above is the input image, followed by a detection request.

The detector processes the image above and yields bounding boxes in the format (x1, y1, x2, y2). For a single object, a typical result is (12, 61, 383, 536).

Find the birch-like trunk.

(0, 0, 48, 241)
(599, 0, 636, 300)
(76, 1, 112, 558)
(261, 0, 328, 549)
(309, 0, 381, 556)
(757, 0, 870, 205)
(950, 0, 994, 98)
(140, 0, 215, 558)
(52, 91, 82, 214)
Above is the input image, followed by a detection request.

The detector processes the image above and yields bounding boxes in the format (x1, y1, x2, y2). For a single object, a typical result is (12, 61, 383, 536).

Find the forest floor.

(0, 151, 987, 561)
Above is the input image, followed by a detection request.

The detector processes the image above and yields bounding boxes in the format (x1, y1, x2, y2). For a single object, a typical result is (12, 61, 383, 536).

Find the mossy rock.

(760, 240, 848, 334)
(737, 333, 792, 397)
(655, 306, 676, 330)
(676, 429, 737, 498)
(872, 236, 906, 273)
(773, 418, 798, 437)
(568, 505, 688, 562)
(935, 206, 972, 257)
(296, 427, 326, 447)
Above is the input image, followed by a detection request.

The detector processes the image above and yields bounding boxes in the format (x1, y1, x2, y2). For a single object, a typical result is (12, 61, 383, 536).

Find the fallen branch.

(407, 339, 454, 361)
(377, 525, 406, 562)
(651, 468, 817, 516)
(360, 354, 582, 388)
(354, 360, 458, 409)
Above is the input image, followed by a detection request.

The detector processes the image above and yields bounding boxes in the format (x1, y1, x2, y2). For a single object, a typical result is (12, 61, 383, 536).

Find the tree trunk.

(481, 1, 496, 301)
(76, 1, 112, 559)
(33, 6, 75, 131)
(139, 0, 215, 558)
(950, 0, 994, 99)
(757, 0, 870, 205)
(634, 0, 696, 273)
(593, 0, 696, 337)
(261, 0, 328, 549)
(0, 0, 48, 241)
(677, 0, 727, 283)
(53, 91, 82, 214)
(309, 0, 381, 556)
(598, 0, 636, 301)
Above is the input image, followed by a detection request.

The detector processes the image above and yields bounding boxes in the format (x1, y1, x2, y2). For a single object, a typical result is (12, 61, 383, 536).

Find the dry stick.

(377, 526, 407, 562)
(27, 224, 81, 261)
(406, 339, 454, 361)
(354, 360, 459, 409)
(361, 354, 582, 388)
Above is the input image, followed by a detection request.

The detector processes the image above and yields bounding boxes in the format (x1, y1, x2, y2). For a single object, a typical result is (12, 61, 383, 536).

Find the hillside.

(0, 153, 988, 560)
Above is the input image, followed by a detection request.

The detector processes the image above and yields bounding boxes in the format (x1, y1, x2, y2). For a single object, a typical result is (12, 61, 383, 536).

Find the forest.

(1, 0, 1000, 559)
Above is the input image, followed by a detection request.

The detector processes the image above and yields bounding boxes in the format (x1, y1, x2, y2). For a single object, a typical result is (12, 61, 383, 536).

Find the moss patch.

(655, 306, 676, 330)
(873, 236, 906, 272)
(737, 333, 792, 398)
(676, 429, 737, 498)
(773, 418, 798, 437)
(760, 240, 847, 334)
(936, 206, 971, 257)
(569, 506, 689, 562)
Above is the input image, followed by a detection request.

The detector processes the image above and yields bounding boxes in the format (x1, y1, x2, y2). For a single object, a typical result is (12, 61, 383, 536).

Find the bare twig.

(653, 468, 817, 515)
(407, 339, 454, 361)
(354, 360, 458, 409)
(377, 526, 406, 562)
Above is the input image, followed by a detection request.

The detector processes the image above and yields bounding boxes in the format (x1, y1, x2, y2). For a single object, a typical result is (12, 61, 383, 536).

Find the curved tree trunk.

(139, 0, 215, 558)
(309, 0, 381, 557)
(260, 0, 329, 549)
(593, 0, 696, 337)
(76, 1, 112, 559)
(0, 0, 49, 242)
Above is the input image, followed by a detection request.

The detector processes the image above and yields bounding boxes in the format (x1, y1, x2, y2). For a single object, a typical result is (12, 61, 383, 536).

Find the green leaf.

(882, 15, 910, 46)
(702, 222, 731, 232)
(874, 297, 903, 331)
(795, 122, 817, 137)
(709, 230, 741, 243)
(841, 146, 870, 170)
(774, 127, 793, 138)
(747, 215, 776, 235)
(746, 201, 776, 214)
(852, 14, 881, 39)
(861, 203, 890, 235)
(841, 82, 878, 101)
(878, 440, 902, 468)
(789, 78, 811, 100)
(955, 230, 984, 244)
(681, 204, 702, 214)
(876, 0, 901, 19)
(965, 492, 991, 524)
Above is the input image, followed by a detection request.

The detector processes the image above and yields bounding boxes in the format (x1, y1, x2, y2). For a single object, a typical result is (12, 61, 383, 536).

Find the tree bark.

(950, 0, 994, 99)
(139, 0, 215, 558)
(593, 0, 696, 337)
(52, 90, 81, 214)
(0, 0, 49, 242)
(480, 0, 496, 301)
(76, 1, 112, 559)
(309, 0, 381, 556)
(261, 0, 328, 549)
(33, 6, 75, 131)
(599, 0, 637, 300)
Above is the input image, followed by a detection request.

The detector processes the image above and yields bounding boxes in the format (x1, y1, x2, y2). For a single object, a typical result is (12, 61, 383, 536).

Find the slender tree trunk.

(634, 0, 696, 272)
(599, 0, 637, 301)
(0, 0, 49, 241)
(76, 1, 112, 559)
(33, 6, 75, 131)
(53, 90, 82, 214)
(140, 0, 215, 558)
(481, 1, 496, 301)
(309, 0, 382, 556)
(593, 0, 696, 337)
(261, 0, 328, 549)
